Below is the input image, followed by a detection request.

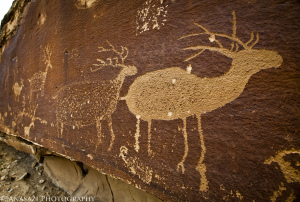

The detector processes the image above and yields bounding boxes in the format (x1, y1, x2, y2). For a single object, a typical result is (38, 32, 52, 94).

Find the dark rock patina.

(0, 0, 299, 201)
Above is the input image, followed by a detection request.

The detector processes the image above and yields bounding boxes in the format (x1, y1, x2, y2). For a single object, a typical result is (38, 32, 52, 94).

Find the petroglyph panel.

(136, 0, 168, 35)
(0, 0, 299, 201)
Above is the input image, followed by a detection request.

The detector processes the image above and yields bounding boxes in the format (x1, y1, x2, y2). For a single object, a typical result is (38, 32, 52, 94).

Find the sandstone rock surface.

(0, 0, 299, 201)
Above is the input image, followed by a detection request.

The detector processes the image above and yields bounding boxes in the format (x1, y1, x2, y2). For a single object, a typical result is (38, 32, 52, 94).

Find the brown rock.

(31, 162, 38, 168)
(0, 175, 7, 181)
(0, 0, 299, 201)
(43, 156, 83, 194)
(72, 167, 113, 202)
(107, 176, 162, 202)
(39, 179, 45, 184)
(16, 172, 29, 181)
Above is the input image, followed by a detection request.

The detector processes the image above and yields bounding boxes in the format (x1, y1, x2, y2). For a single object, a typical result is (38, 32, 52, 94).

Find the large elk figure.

(125, 11, 282, 191)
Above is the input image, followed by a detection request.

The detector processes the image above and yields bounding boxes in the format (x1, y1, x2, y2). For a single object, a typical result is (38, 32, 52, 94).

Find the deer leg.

(41, 86, 44, 97)
(134, 115, 141, 152)
(95, 116, 104, 149)
(147, 120, 154, 156)
(56, 120, 63, 138)
(107, 116, 115, 151)
(177, 118, 188, 174)
(60, 122, 63, 138)
(196, 115, 208, 192)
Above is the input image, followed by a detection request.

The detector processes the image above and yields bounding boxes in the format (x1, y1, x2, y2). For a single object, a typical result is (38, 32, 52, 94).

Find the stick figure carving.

(54, 41, 137, 151)
(125, 11, 282, 192)
(12, 79, 24, 102)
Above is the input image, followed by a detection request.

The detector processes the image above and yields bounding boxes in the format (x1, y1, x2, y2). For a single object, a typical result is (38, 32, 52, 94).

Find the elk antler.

(183, 46, 235, 60)
(180, 10, 260, 61)
(91, 41, 129, 72)
(106, 41, 129, 64)
(246, 31, 259, 48)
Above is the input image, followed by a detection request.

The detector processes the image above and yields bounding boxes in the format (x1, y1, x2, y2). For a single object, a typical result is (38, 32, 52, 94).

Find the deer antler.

(106, 41, 129, 63)
(183, 46, 235, 60)
(91, 41, 130, 72)
(249, 33, 259, 48)
(180, 10, 260, 61)
(120, 46, 129, 64)
(179, 22, 225, 49)
(179, 11, 249, 49)
(230, 11, 239, 52)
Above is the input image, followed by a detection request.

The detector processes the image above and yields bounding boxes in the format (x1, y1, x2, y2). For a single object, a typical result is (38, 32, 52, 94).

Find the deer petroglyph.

(28, 45, 53, 101)
(17, 105, 47, 137)
(125, 11, 282, 192)
(54, 42, 137, 151)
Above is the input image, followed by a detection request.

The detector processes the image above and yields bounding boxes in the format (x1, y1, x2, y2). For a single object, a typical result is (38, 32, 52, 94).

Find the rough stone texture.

(43, 155, 161, 202)
(0, 0, 299, 201)
(43, 156, 84, 194)
(1, 136, 36, 155)
(72, 166, 113, 202)
(0, 139, 70, 199)
(1, 132, 161, 201)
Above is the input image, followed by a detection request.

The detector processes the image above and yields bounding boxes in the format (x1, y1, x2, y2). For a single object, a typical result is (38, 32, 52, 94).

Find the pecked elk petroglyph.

(54, 41, 137, 151)
(125, 11, 282, 192)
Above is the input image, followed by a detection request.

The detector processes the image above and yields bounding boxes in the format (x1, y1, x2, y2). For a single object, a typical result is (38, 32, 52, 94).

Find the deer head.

(180, 10, 283, 70)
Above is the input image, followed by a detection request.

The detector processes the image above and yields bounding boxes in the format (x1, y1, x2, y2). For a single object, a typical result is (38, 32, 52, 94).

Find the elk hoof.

(148, 149, 155, 157)
(177, 162, 185, 174)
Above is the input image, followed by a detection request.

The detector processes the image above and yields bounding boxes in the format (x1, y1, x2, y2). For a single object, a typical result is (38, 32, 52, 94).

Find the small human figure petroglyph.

(12, 79, 24, 102)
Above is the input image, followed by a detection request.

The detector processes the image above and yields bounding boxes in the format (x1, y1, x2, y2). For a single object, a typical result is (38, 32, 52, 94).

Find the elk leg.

(96, 116, 103, 149)
(147, 120, 154, 156)
(56, 120, 63, 138)
(107, 116, 115, 151)
(134, 115, 141, 152)
(177, 118, 188, 174)
(196, 115, 208, 192)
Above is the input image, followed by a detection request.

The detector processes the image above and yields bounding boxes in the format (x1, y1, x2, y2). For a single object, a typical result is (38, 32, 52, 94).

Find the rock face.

(0, 0, 299, 201)
(43, 155, 160, 202)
